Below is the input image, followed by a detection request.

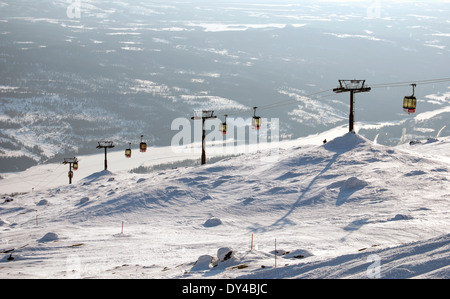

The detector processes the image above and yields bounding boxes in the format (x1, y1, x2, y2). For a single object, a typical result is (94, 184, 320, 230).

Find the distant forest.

(0, 156, 37, 172)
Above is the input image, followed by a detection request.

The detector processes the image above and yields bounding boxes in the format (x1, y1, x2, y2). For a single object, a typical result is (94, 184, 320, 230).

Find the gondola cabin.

(219, 122, 227, 135)
(140, 135, 147, 153)
(73, 162, 78, 170)
(403, 84, 417, 114)
(252, 107, 261, 130)
(125, 148, 131, 158)
(68, 170, 73, 179)
(403, 96, 416, 114)
(140, 142, 147, 152)
(125, 142, 132, 158)
(252, 116, 261, 130)
(219, 114, 228, 135)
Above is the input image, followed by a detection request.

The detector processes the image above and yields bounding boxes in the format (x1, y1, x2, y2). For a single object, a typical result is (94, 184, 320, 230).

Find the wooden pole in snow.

(251, 233, 253, 251)
(274, 238, 277, 268)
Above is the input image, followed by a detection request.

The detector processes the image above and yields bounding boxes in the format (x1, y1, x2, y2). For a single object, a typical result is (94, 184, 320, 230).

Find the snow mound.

(343, 177, 368, 190)
(2, 196, 13, 203)
(327, 177, 368, 191)
(217, 247, 235, 262)
(36, 199, 48, 206)
(425, 138, 439, 144)
(323, 132, 370, 153)
(191, 255, 213, 271)
(38, 232, 59, 243)
(211, 247, 239, 269)
(0, 218, 9, 226)
(81, 170, 114, 184)
(203, 217, 222, 227)
(390, 214, 413, 221)
(191, 248, 236, 272)
(405, 170, 426, 176)
(79, 197, 89, 205)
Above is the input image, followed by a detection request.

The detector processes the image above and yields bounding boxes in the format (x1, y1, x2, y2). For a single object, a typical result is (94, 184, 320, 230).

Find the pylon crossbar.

(63, 157, 78, 164)
(191, 110, 216, 120)
(333, 80, 371, 93)
(97, 141, 115, 148)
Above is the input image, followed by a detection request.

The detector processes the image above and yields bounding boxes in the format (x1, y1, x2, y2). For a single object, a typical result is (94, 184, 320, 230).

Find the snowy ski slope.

(1, 128, 449, 279)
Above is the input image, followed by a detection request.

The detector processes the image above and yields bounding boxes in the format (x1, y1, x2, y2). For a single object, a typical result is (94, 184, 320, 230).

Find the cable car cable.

(370, 77, 450, 88)
(34, 162, 64, 190)
(218, 88, 335, 118)
(210, 76, 449, 132)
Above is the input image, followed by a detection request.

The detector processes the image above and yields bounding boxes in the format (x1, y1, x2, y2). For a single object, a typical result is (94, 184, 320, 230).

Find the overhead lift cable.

(370, 77, 450, 89)
(220, 77, 450, 119)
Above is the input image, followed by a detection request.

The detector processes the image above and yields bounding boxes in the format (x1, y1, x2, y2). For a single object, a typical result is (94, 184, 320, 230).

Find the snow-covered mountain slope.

(1, 131, 449, 279)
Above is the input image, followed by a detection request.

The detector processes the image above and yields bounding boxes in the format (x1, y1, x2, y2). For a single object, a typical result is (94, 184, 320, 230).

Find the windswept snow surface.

(1, 131, 450, 278)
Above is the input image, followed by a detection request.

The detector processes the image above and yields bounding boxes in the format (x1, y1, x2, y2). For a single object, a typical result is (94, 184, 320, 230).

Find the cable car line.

(212, 76, 450, 136)
(258, 88, 335, 111)
(219, 77, 450, 119)
(218, 88, 335, 119)
(260, 92, 336, 112)
(370, 77, 450, 89)
(37, 163, 64, 189)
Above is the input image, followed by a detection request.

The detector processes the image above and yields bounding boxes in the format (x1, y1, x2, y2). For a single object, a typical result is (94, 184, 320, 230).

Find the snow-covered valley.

(1, 128, 449, 279)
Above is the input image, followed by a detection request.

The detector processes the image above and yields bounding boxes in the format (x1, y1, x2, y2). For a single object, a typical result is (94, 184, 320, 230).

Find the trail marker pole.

(333, 80, 371, 132)
(274, 238, 277, 268)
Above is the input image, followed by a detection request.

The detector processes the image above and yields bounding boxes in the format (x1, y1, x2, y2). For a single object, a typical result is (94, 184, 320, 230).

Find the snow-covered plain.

(1, 126, 449, 279)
